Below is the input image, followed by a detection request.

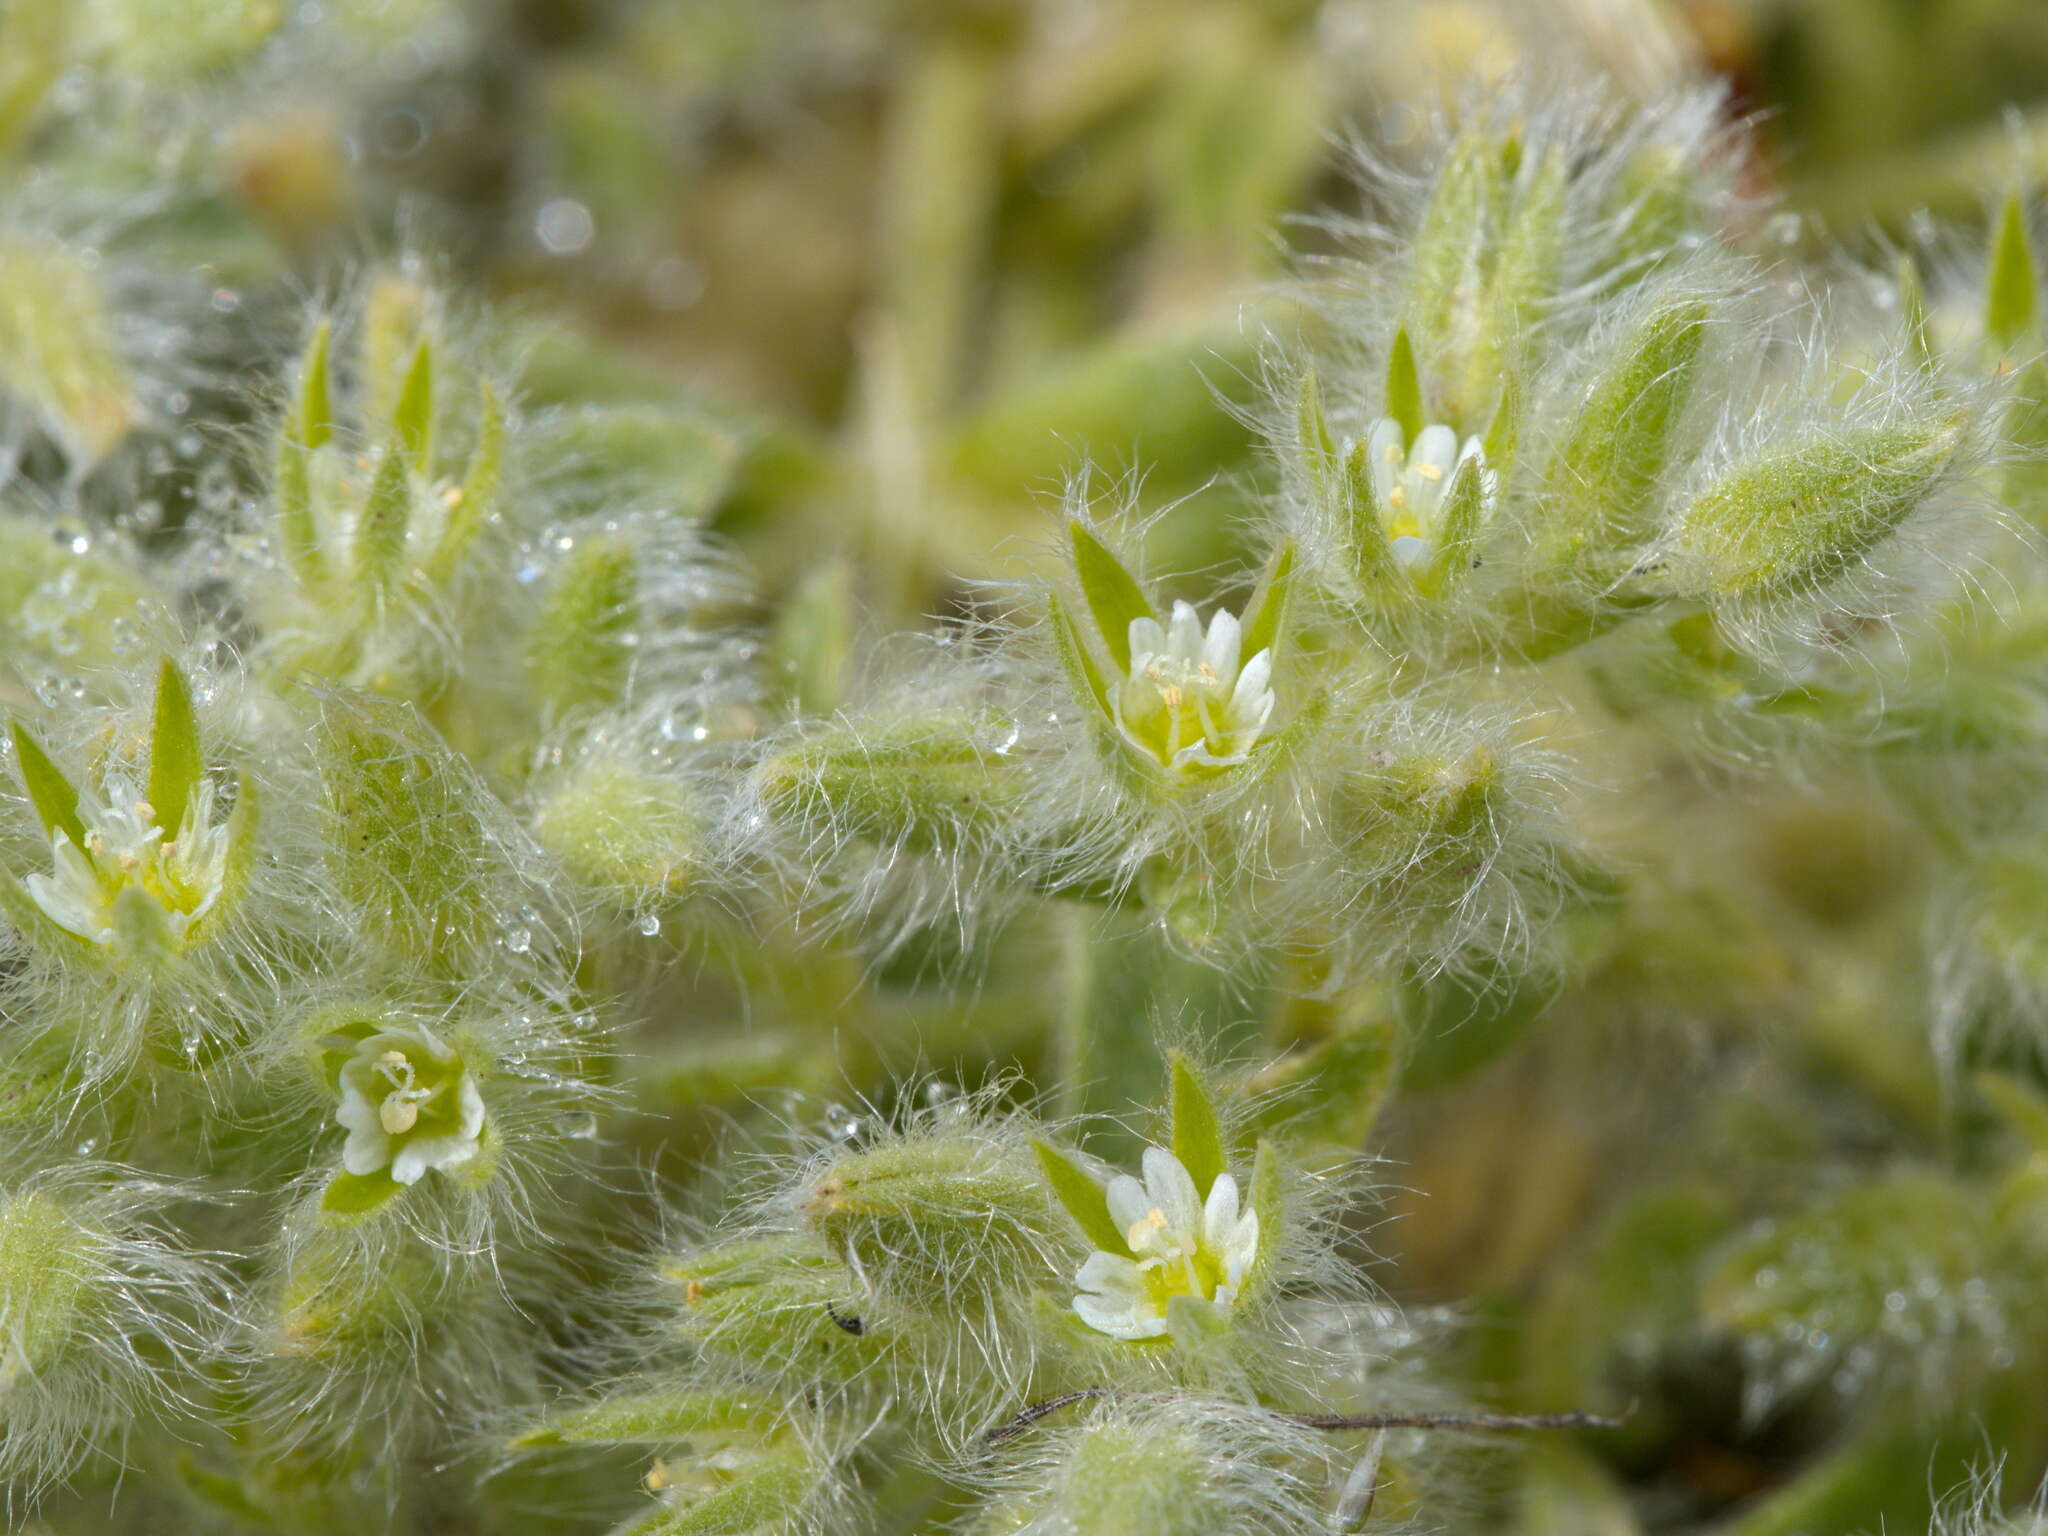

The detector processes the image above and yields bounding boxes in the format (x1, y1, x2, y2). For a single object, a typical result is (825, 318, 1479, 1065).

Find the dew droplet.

(637, 912, 661, 937)
(557, 1109, 598, 1140)
(823, 1103, 863, 1142)
(502, 926, 532, 955)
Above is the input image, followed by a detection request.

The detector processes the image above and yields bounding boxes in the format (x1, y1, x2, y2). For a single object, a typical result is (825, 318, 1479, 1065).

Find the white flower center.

(1114, 601, 1275, 775)
(1071, 1146, 1261, 1341)
(1361, 418, 1486, 574)
(334, 1025, 487, 1186)
(23, 771, 230, 948)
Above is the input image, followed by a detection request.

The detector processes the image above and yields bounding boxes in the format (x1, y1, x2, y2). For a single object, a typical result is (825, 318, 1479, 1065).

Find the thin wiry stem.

(984, 1392, 1626, 1447)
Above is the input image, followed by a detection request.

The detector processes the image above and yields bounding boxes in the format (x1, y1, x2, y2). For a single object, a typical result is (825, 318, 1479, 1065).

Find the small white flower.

(1362, 418, 1487, 576)
(23, 771, 231, 948)
(334, 1024, 486, 1185)
(1115, 602, 1276, 775)
(1071, 1145, 1261, 1341)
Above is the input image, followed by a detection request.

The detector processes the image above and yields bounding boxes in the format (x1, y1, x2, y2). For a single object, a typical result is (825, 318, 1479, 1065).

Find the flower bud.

(803, 1131, 1058, 1307)
(1656, 409, 1968, 602)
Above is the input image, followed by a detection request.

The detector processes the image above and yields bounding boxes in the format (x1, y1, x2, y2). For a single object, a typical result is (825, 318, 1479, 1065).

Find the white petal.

(24, 870, 106, 942)
(454, 1074, 487, 1140)
(1165, 601, 1204, 661)
(1105, 1174, 1152, 1242)
(1224, 1210, 1261, 1288)
(1228, 650, 1273, 721)
(1073, 1289, 1166, 1340)
(341, 1128, 391, 1176)
(1126, 616, 1167, 670)
(1202, 1173, 1241, 1252)
(1389, 534, 1431, 570)
(1366, 419, 1404, 506)
(334, 1088, 382, 1137)
(1411, 424, 1459, 477)
(1171, 739, 1249, 771)
(1140, 1146, 1201, 1240)
(1076, 1249, 1146, 1297)
(1201, 608, 1241, 680)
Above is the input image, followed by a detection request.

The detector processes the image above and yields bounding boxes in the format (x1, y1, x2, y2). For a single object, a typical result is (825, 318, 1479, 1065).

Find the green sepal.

(1424, 451, 1487, 596)
(427, 380, 502, 584)
(1986, 190, 2040, 356)
(1341, 437, 1399, 592)
(1048, 592, 1123, 759)
(147, 657, 203, 837)
(353, 446, 412, 600)
(1240, 1138, 1283, 1305)
(1385, 327, 1423, 444)
(392, 337, 434, 473)
(111, 883, 175, 961)
(510, 1386, 780, 1448)
(1167, 1052, 1227, 1199)
(1068, 520, 1154, 673)
(1296, 369, 1337, 515)
(1898, 253, 1934, 372)
(319, 1167, 404, 1224)
(292, 316, 334, 446)
(1544, 296, 1708, 567)
(1032, 1138, 1126, 1255)
(9, 720, 84, 849)
(1483, 367, 1522, 476)
(278, 319, 333, 586)
(184, 773, 257, 949)
(1239, 540, 1294, 663)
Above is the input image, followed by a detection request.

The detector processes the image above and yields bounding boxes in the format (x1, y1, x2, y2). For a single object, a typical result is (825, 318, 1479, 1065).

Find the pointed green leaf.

(1068, 520, 1154, 673)
(319, 1167, 403, 1223)
(1032, 1139, 1125, 1254)
(147, 658, 203, 837)
(392, 337, 434, 473)
(9, 722, 83, 848)
(1240, 540, 1295, 662)
(1385, 327, 1423, 444)
(1987, 191, 2040, 354)
(353, 446, 412, 599)
(1168, 1052, 1227, 1198)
